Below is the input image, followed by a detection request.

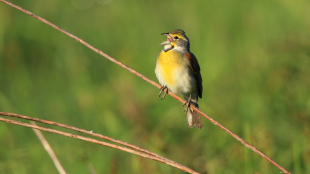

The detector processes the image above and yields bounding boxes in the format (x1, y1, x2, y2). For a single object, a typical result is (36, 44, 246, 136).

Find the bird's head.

(160, 29, 190, 52)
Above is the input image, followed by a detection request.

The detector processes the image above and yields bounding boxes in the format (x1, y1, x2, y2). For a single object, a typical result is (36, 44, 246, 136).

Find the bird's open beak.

(160, 40, 171, 46)
(160, 33, 172, 45)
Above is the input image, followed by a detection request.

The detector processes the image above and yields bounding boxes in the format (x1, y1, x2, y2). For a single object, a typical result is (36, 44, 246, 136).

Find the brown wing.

(186, 52, 203, 98)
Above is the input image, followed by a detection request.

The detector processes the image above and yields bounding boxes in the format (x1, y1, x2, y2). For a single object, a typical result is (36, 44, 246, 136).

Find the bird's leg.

(158, 86, 166, 97)
(182, 94, 192, 112)
(159, 86, 168, 100)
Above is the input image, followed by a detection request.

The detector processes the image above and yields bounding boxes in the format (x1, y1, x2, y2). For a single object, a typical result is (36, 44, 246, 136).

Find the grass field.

(0, 0, 310, 173)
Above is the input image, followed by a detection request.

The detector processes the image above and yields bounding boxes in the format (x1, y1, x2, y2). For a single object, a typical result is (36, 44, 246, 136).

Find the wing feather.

(186, 53, 203, 98)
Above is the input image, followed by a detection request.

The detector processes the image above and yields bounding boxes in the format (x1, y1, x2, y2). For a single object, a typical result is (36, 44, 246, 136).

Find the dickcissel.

(155, 29, 203, 129)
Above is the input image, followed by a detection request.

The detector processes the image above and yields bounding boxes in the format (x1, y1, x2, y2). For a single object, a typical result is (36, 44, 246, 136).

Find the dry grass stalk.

(0, 113, 199, 174)
(0, 0, 291, 173)
(30, 121, 67, 174)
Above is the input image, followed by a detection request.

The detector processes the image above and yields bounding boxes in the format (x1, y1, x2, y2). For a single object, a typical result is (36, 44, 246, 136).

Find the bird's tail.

(186, 102, 203, 129)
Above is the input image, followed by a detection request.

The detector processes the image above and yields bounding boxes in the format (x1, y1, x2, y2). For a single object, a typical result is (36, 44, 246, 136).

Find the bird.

(155, 29, 203, 129)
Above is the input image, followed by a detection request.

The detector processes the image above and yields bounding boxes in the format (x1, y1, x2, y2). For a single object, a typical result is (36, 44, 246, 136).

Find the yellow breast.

(155, 50, 186, 88)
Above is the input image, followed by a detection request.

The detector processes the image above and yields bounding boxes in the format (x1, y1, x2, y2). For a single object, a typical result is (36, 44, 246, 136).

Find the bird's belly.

(155, 51, 197, 94)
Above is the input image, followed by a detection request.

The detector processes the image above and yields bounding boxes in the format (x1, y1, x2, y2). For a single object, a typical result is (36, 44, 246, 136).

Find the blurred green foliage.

(0, 0, 310, 173)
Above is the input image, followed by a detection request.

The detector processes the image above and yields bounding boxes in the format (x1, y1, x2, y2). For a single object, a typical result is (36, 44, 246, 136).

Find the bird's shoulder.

(184, 52, 201, 72)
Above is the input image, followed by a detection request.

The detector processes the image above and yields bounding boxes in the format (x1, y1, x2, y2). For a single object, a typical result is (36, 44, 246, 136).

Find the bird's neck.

(163, 42, 190, 53)
(172, 45, 188, 53)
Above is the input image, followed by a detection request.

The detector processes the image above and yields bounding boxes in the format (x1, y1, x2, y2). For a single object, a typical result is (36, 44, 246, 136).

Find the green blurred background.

(0, 0, 309, 173)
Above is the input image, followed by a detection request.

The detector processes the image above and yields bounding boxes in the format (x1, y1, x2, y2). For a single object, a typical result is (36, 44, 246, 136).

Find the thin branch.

(30, 121, 67, 174)
(0, 116, 200, 174)
(88, 163, 97, 174)
(0, 0, 291, 173)
(0, 111, 185, 171)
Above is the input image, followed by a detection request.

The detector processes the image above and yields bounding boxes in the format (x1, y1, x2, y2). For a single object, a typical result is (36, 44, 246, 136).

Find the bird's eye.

(174, 36, 179, 39)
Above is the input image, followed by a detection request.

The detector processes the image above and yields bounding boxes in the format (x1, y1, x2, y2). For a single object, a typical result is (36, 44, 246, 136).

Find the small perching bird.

(155, 29, 203, 129)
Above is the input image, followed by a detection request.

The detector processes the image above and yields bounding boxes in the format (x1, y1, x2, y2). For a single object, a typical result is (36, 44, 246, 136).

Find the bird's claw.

(159, 86, 168, 100)
(182, 100, 191, 112)
(182, 94, 192, 112)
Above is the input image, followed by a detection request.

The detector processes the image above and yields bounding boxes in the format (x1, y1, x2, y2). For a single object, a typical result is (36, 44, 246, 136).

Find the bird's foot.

(182, 99, 191, 112)
(182, 94, 192, 112)
(159, 86, 168, 100)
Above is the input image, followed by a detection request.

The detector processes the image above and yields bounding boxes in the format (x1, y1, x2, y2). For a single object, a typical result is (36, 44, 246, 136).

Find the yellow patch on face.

(169, 34, 186, 40)
(167, 34, 187, 47)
